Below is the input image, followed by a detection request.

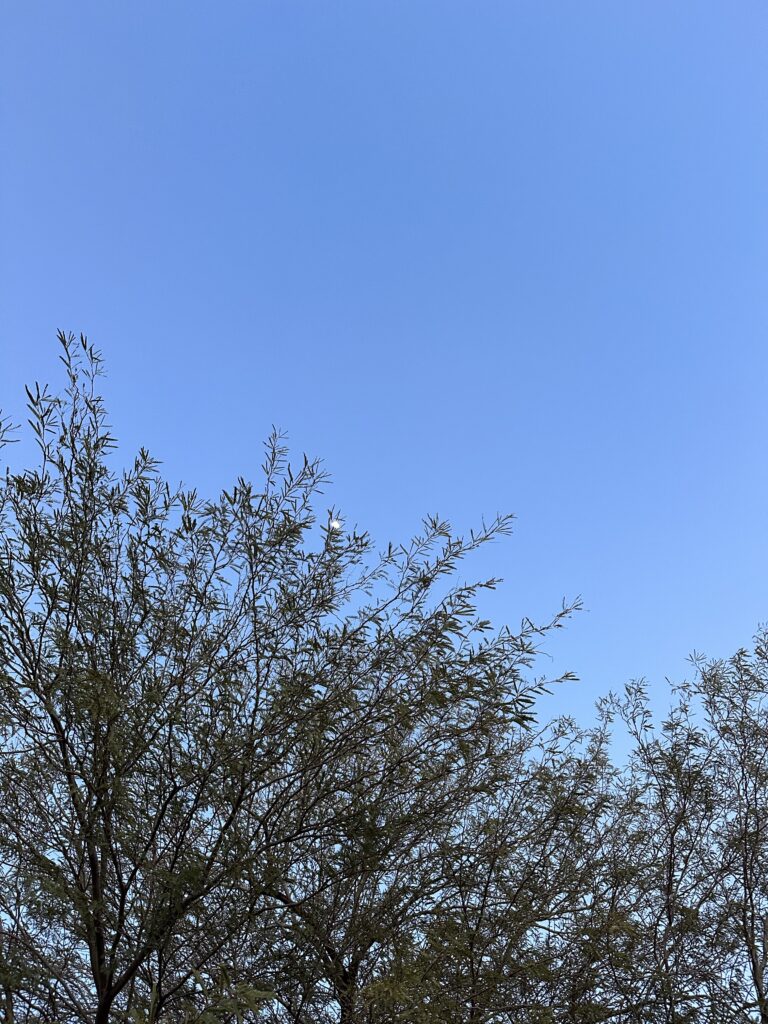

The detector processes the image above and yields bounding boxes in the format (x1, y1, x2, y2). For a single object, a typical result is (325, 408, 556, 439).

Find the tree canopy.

(1, 334, 768, 1023)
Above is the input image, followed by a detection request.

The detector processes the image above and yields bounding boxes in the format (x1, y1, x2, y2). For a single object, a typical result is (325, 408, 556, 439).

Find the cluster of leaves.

(1, 336, 768, 1023)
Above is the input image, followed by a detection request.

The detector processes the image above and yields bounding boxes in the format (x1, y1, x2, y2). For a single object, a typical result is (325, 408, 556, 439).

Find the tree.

(0, 334, 576, 1023)
(597, 642, 768, 1024)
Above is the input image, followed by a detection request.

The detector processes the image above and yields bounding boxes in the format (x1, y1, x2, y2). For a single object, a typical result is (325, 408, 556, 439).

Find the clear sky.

(1, 2, 767, 724)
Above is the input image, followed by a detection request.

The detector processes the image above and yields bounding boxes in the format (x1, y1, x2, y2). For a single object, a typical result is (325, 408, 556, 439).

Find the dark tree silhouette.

(3, 336, 768, 1023)
(0, 335, 575, 1023)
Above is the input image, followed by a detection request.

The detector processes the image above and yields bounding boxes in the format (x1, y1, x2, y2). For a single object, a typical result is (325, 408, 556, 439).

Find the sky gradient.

(2, 1, 767, 724)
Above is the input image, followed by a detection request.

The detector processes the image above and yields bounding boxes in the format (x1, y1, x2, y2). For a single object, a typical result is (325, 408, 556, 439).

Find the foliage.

(2, 335, 768, 1023)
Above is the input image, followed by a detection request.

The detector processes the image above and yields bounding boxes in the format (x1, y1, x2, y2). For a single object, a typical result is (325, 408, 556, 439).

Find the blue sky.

(1, 2, 767, 724)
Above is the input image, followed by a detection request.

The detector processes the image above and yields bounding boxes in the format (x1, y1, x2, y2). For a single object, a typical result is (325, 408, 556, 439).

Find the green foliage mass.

(1, 336, 768, 1023)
